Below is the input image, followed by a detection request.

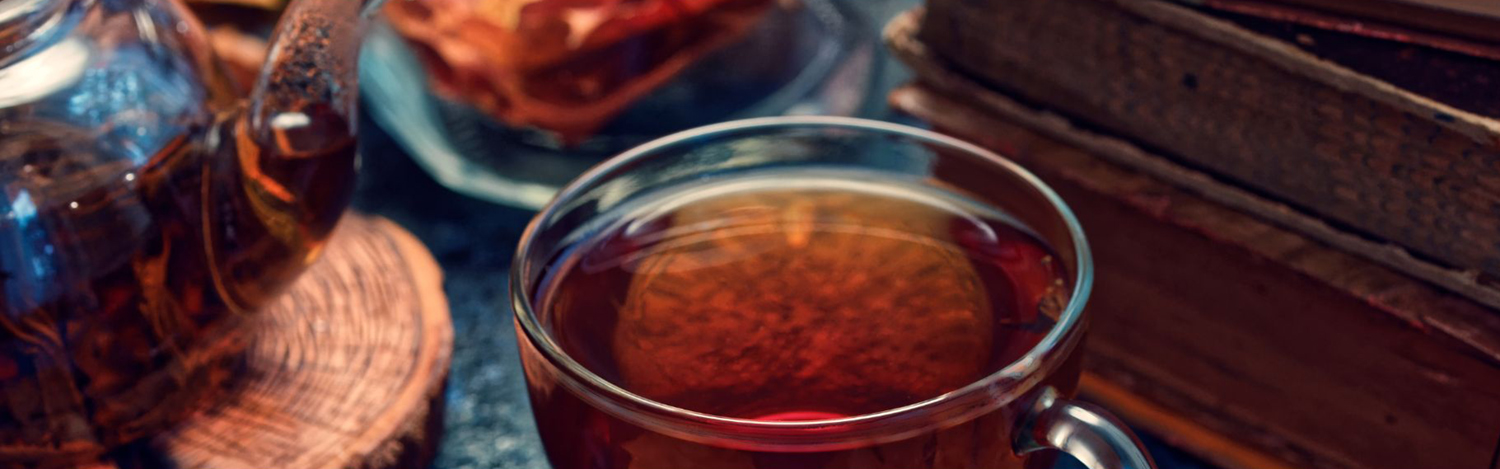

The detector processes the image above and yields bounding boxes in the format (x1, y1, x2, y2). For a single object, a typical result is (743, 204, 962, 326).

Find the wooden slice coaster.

(98, 215, 453, 469)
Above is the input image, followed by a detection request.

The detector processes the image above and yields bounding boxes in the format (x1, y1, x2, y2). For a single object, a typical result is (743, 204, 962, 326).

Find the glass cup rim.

(510, 116, 1094, 443)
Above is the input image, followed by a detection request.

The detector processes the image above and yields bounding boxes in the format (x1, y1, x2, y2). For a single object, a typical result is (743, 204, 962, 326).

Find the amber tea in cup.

(512, 118, 1155, 469)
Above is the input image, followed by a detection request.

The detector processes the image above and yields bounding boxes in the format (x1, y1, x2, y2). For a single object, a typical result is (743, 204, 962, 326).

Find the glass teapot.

(0, 0, 383, 463)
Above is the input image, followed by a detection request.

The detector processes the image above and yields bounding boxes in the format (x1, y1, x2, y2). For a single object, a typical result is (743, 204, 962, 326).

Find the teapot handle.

(1014, 387, 1157, 469)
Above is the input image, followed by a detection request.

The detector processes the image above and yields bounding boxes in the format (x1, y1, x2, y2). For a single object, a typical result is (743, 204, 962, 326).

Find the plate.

(359, 0, 882, 209)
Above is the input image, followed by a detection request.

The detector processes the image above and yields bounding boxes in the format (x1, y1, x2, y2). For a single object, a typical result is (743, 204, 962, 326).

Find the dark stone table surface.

(351, 2, 1218, 468)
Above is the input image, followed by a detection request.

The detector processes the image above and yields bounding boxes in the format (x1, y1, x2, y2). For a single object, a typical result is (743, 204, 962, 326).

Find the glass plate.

(359, 0, 883, 209)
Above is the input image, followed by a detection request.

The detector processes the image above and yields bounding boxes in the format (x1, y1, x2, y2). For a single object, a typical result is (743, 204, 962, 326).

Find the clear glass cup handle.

(1015, 387, 1158, 469)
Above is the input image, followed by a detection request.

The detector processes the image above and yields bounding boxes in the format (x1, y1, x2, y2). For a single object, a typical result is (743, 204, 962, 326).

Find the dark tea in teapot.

(0, 112, 355, 449)
(0, 0, 373, 463)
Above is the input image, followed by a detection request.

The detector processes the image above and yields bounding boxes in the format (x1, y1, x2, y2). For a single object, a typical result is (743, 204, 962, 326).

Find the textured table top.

(352, 2, 1216, 468)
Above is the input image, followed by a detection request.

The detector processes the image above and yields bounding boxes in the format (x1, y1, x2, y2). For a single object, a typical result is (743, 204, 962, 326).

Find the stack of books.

(887, 2, 1500, 468)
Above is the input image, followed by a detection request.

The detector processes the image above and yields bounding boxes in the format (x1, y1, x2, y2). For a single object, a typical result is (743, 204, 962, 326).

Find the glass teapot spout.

(208, 0, 389, 307)
(246, 0, 387, 168)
